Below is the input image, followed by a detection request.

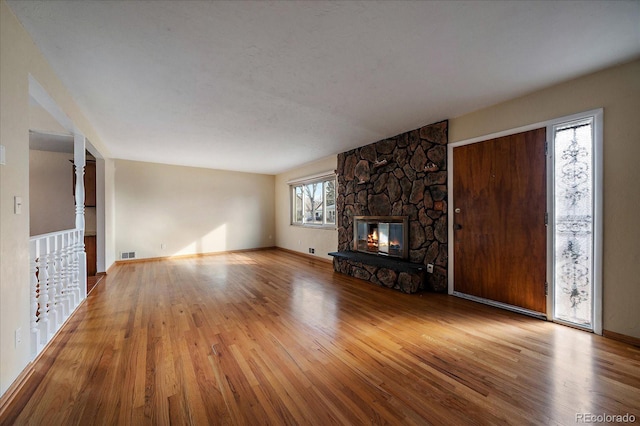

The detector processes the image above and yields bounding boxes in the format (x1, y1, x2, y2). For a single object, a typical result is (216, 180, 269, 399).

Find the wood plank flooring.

(2, 249, 639, 425)
(87, 274, 105, 294)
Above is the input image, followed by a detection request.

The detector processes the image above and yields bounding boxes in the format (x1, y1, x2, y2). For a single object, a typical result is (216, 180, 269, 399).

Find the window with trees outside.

(291, 175, 336, 227)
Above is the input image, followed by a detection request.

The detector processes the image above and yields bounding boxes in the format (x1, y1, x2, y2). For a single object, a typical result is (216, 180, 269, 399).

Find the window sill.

(290, 223, 337, 231)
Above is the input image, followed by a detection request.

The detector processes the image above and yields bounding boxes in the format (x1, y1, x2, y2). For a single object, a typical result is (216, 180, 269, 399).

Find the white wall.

(275, 156, 338, 261)
(29, 150, 75, 235)
(29, 104, 68, 134)
(450, 58, 640, 339)
(0, 0, 113, 395)
(114, 160, 275, 259)
(104, 159, 116, 270)
(0, 0, 31, 398)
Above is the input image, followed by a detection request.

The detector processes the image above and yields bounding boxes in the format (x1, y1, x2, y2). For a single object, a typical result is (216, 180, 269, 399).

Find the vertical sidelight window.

(551, 110, 602, 331)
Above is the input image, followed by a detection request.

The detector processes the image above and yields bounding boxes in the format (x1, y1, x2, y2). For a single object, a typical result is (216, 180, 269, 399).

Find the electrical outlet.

(308, 248, 315, 254)
(15, 327, 22, 347)
(427, 263, 434, 274)
(161, 243, 166, 250)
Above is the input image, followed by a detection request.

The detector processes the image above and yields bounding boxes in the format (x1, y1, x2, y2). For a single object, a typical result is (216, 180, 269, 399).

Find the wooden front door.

(453, 128, 547, 313)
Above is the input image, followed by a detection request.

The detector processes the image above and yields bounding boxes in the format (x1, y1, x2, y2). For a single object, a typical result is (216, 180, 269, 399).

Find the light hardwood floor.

(2, 249, 639, 425)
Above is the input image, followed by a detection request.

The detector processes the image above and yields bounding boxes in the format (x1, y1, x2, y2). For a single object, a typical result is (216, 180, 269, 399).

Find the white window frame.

(288, 171, 337, 229)
(547, 109, 603, 334)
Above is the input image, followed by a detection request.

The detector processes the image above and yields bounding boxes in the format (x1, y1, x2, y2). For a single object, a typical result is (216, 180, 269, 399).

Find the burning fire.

(367, 229, 379, 247)
(367, 229, 401, 251)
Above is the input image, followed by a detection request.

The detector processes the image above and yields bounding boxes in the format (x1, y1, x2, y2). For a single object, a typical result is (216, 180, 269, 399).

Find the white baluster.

(74, 230, 84, 302)
(73, 230, 81, 301)
(30, 239, 41, 358)
(53, 235, 63, 330)
(57, 232, 67, 318)
(39, 237, 51, 342)
(51, 236, 61, 336)
(57, 232, 70, 320)
(67, 231, 77, 309)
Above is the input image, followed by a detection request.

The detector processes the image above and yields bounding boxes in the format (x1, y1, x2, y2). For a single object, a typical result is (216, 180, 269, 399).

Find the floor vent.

(121, 251, 136, 260)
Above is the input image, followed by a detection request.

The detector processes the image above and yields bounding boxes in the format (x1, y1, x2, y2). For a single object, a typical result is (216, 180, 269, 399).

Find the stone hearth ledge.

(329, 251, 445, 294)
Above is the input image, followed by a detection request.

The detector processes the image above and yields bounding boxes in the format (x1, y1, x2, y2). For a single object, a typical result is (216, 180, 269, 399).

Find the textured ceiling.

(8, 0, 640, 174)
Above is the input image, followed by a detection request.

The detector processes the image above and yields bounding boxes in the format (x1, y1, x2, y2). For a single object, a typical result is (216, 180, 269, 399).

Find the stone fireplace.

(330, 120, 448, 293)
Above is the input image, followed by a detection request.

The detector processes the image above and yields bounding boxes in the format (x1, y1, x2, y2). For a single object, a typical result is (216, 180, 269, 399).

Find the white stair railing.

(29, 228, 85, 358)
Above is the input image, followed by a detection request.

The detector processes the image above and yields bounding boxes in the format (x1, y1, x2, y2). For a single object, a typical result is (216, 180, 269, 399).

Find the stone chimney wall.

(336, 120, 448, 291)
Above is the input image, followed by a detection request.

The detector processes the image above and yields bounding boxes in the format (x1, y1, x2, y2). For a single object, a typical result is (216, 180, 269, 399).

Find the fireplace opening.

(354, 216, 408, 259)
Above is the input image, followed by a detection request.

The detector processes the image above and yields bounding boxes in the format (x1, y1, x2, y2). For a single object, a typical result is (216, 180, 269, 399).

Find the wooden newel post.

(74, 133, 87, 299)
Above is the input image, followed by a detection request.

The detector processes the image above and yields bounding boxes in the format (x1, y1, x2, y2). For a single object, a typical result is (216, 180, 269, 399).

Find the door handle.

(454, 224, 463, 230)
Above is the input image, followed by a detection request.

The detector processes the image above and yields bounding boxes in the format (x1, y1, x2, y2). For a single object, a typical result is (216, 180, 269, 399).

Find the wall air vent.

(121, 251, 136, 260)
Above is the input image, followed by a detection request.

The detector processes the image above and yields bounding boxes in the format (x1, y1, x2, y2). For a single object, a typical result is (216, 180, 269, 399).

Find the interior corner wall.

(95, 157, 106, 273)
(449, 58, 640, 339)
(274, 156, 338, 261)
(29, 150, 76, 235)
(114, 160, 275, 260)
(0, 0, 113, 396)
(103, 158, 117, 270)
